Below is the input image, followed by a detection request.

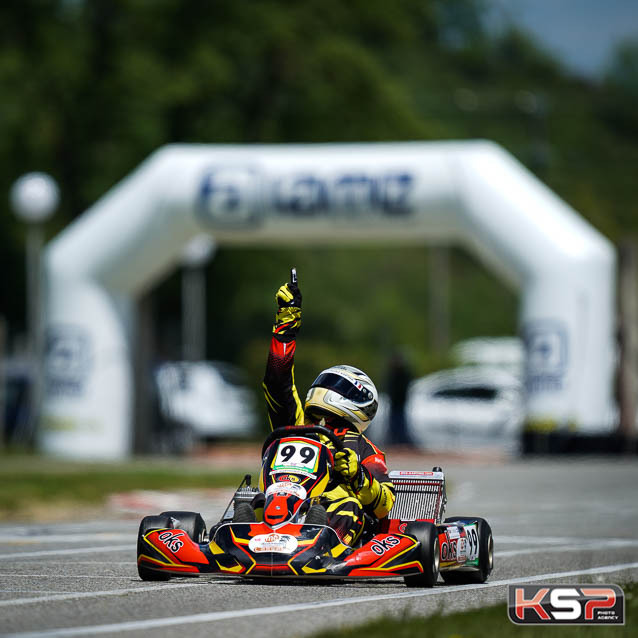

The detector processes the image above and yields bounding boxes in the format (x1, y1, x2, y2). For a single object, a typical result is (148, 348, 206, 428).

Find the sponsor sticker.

(508, 584, 624, 625)
(440, 540, 457, 562)
(265, 481, 307, 500)
(248, 533, 299, 554)
(156, 531, 184, 553)
(274, 474, 300, 483)
(447, 526, 461, 540)
(369, 536, 401, 556)
(457, 537, 467, 561)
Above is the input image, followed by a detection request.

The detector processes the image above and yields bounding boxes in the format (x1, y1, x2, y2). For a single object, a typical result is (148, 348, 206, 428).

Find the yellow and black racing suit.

(263, 333, 395, 546)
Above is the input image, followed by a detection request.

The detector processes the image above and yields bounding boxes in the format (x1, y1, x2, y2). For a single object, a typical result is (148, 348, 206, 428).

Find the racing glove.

(334, 448, 365, 486)
(333, 448, 396, 519)
(273, 282, 302, 342)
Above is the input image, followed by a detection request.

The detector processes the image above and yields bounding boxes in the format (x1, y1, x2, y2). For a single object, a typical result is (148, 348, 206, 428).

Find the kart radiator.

(388, 471, 447, 524)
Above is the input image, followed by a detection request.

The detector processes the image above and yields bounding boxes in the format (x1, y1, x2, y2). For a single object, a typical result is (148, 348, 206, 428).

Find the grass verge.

(311, 581, 636, 638)
(0, 453, 247, 520)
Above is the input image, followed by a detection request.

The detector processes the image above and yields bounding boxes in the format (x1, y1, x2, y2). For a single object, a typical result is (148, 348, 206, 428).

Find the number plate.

(272, 438, 321, 476)
(464, 523, 479, 562)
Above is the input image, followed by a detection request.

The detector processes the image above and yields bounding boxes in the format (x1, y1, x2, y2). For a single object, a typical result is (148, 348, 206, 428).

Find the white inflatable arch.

(42, 141, 616, 459)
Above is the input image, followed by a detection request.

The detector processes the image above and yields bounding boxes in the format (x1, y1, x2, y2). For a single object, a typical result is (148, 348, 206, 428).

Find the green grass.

(311, 582, 637, 638)
(0, 453, 247, 519)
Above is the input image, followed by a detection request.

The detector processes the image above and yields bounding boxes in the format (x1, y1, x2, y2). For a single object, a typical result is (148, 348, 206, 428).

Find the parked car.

(154, 361, 257, 444)
(368, 365, 524, 453)
(405, 366, 524, 451)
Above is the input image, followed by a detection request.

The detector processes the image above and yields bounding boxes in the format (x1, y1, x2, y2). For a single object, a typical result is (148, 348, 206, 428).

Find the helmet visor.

(310, 372, 373, 404)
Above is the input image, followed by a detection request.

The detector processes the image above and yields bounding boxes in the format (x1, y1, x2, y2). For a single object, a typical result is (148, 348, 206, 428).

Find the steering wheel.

(261, 425, 345, 458)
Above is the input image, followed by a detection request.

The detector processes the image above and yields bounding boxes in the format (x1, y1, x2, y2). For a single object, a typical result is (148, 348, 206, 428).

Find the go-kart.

(137, 426, 493, 586)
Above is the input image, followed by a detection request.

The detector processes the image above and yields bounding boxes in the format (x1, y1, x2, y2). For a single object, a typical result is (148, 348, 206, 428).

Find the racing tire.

(137, 514, 173, 581)
(160, 511, 207, 543)
(232, 502, 257, 523)
(403, 521, 440, 588)
(304, 504, 328, 526)
(441, 517, 493, 585)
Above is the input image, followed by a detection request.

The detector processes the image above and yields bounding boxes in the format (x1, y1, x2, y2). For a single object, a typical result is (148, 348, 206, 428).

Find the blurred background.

(1, 0, 637, 457)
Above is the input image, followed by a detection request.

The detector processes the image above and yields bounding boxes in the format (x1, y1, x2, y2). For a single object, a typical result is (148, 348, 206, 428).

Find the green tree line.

(1, 0, 637, 400)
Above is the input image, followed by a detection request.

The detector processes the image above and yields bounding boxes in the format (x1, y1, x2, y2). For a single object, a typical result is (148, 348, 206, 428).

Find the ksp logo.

(508, 584, 624, 625)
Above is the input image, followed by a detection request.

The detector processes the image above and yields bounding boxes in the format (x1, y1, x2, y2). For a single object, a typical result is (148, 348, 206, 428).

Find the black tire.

(160, 511, 207, 543)
(232, 502, 256, 523)
(441, 516, 493, 585)
(403, 521, 440, 587)
(305, 504, 328, 526)
(137, 514, 173, 581)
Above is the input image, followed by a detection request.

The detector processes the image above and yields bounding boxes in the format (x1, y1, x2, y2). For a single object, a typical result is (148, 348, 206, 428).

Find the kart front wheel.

(137, 514, 173, 581)
(441, 517, 493, 585)
(160, 511, 207, 543)
(305, 504, 328, 525)
(232, 503, 257, 523)
(403, 521, 440, 588)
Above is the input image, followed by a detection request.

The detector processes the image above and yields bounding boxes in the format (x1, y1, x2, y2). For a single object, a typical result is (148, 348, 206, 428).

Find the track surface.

(2, 457, 638, 637)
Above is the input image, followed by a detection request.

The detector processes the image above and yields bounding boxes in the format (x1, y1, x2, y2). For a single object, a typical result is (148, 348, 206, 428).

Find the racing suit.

(263, 285, 395, 547)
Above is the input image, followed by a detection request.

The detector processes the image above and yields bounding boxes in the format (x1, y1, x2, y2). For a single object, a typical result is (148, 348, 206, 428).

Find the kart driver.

(262, 274, 395, 547)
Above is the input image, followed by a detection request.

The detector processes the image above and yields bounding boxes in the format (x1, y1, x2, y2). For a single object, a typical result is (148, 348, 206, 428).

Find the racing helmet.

(304, 365, 378, 433)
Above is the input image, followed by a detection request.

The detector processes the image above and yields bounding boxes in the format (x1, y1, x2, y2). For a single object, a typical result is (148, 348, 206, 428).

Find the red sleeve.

(359, 435, 391, 483)
(262, 336, 304, 429)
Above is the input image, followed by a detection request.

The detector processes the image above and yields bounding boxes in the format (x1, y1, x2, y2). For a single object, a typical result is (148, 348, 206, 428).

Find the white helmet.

(304, 365, 378, 433)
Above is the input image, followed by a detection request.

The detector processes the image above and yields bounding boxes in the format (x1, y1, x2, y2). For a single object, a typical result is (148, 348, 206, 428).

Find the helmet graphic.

(304, 365, 378, 433)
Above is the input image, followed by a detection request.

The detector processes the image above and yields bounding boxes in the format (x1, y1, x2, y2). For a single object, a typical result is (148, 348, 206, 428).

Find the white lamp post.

(10, 172, 59, 444)
(181, 235, 216, 362)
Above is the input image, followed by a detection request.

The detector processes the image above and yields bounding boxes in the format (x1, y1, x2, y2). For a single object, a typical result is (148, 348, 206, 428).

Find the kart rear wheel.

(403, 521, 440, 587)
(441, 517, 493, 584)
(137, 514, 173, 581)
(160, 511, 207, 543)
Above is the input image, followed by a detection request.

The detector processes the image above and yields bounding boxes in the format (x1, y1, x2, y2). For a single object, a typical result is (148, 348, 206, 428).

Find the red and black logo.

(508, 584, 624, 625)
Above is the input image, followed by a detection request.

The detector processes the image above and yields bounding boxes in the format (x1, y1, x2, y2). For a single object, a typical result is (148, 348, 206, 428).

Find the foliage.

(1, 0, 636, 401)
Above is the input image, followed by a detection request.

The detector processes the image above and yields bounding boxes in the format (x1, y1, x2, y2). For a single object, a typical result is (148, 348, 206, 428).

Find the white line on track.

(495, 535, 628, 545)
(0, 581, 204, 608)
(0, 590, 66, 594)
(0, 545, 131, 560)
(496, 538, 638, 558)
(1, 574, 132, 580)
(0, 534, 132, 544)
(5, 561, 638, 637)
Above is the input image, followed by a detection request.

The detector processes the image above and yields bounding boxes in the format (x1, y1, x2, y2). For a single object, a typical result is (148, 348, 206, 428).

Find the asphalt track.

(2, 457, 638, 637)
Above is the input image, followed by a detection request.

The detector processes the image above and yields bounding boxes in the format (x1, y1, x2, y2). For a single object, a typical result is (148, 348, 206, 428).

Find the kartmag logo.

(508, 584, 624, 625)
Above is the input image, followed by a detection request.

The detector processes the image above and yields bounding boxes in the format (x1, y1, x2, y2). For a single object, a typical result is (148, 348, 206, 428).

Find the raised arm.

(262, 272, 304, 429)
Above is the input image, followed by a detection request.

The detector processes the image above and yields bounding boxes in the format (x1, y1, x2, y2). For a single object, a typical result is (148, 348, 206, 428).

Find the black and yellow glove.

(334, 448, 365, 486)
(273, 281, 302, 342)
(335, 448, 396, 519)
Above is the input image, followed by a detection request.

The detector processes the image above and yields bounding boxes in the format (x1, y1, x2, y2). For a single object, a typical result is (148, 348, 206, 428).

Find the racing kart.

(137, 426, 493, 587)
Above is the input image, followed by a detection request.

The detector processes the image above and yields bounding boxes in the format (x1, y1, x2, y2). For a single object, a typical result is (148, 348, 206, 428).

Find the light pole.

(10, 172, 59, 446)
(181, 235, 216, 362)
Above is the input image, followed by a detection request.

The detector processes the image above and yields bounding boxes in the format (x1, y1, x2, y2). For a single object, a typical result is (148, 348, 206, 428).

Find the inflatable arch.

(42, 141, 616, 459)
